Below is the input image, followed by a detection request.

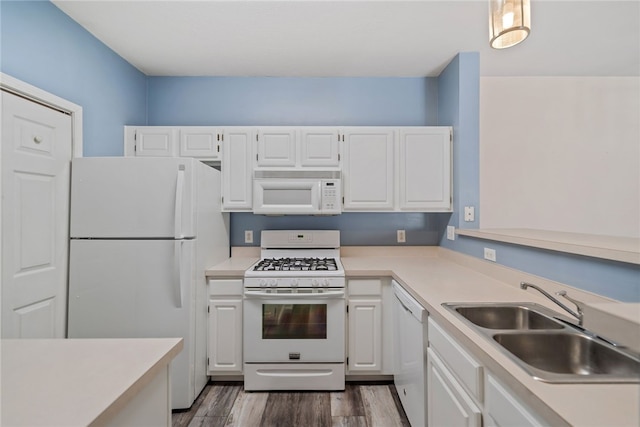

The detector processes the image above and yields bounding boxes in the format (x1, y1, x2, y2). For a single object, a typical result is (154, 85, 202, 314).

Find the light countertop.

(456, 228, 640, 264)
(206, 246, 639, 426)
(1, 338, 183, 426)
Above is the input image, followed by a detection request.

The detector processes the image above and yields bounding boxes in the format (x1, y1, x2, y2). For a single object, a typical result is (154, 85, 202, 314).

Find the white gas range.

(243, 230, 345, 391)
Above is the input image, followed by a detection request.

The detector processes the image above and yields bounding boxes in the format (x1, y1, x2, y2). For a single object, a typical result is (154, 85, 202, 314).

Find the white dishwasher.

(393, 280, 428, 427)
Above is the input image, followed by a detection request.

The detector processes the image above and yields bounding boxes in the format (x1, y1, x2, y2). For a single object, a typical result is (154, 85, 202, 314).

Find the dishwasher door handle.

(394, 293, 414, 315)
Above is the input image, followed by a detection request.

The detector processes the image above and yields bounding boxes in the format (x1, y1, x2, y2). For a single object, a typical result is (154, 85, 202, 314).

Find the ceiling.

(52, 0, 640, 78)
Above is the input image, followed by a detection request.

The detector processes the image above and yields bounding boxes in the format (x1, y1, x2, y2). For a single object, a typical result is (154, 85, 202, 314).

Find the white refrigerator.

(68, 157, 229, 410)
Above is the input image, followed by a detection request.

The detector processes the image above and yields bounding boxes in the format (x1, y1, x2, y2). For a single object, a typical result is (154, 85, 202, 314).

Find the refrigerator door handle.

(174, 240, 184, 308)
(174, 165, 185, 239)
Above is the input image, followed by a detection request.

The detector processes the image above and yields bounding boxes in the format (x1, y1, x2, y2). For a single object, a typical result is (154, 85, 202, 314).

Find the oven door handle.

(244, 290, 345, 298)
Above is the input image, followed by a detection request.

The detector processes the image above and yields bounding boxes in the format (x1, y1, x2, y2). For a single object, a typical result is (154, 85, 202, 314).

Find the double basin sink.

(443, 303, 640, 383)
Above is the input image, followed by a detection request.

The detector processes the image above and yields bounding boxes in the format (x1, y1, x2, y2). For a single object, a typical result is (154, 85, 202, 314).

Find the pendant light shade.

(489, 0, 531, 49)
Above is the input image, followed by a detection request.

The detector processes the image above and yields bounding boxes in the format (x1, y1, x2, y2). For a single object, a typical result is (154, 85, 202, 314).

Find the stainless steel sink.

(494, 332, 640, 382)
(443, 302, 640, 383)
(452, 304, 564, 330)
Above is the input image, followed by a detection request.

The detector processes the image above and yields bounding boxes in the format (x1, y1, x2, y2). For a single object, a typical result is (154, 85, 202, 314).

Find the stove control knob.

(322, 279, 330, 287)
(269, 279, 277, 288)
(259, 279, 267, 288)
(311, 279, 319, 287)
(291, 279, 299, 288)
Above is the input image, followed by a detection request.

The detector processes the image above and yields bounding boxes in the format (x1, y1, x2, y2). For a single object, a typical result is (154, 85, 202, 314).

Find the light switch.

(447, 226, 455, 241)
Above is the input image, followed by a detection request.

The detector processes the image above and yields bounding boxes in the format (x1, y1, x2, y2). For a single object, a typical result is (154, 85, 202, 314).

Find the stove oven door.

(243, 289, 345, 363)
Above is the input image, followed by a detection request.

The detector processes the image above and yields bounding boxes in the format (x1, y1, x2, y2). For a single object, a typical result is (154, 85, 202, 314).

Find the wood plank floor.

(173, 382, 411, 427)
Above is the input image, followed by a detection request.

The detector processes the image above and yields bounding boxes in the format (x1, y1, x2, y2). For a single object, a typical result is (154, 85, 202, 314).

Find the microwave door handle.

(318, 181, 322, 211)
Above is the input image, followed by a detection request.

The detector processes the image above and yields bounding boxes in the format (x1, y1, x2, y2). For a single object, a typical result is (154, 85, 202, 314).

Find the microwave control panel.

(321, 180, 341, 214)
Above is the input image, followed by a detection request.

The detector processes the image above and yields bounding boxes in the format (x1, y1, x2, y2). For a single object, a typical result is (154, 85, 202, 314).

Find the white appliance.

(252, 170, 341, 215)
(243, 230, 345, 391)
(393, 280, 428, 427)
(68, 157, 230, 410)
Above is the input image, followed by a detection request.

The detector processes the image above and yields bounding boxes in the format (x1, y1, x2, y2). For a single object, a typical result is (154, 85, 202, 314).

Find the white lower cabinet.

(347, 278, 394, 375)
(428, 318, 547, 427)
(207, 279, 243, 375)
(485, 374, 543, 427)
(427, 348, 482, 427)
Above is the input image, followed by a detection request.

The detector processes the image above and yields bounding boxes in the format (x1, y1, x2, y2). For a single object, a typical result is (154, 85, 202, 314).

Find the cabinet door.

(180, 127, 221, 159)
(132, 127, 177, 157)
(208, 298, 243, 372)
(485, 374, 543, 427)
(398, 127, 452, 211)
(348, 298, 382, 372)
(256, 127, 297, 167)
(222, 127, 254, 210)
(427, 348, 482, 427)
(300, 127, 340, 167)
(342, 128, 394, 210)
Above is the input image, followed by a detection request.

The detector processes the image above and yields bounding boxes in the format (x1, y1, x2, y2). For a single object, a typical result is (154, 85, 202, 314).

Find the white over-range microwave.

(253, 170, 341, 215)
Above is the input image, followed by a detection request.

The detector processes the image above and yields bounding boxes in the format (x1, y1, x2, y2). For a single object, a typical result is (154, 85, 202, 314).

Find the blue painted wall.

(2, 3, 637, 301)
(147, 76, 448, 246)
(436, 53, 640, 302)
(0, 1, 147, 156)
(147, 77, 438, 126)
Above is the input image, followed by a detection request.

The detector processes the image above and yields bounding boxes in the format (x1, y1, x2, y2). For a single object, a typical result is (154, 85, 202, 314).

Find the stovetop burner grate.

(253, 257, 338, 272)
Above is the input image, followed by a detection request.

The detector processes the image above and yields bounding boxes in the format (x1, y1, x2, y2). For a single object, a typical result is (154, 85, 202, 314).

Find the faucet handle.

(556, 291, 585, 324)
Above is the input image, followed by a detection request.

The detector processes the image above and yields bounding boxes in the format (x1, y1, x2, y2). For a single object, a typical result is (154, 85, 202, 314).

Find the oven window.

(262, 304, 327, 339)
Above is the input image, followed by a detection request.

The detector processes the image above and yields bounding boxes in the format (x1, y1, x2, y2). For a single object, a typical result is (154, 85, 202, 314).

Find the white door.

(427, 348, 482, 427)
(180, 127, 221, 159)
(68, 238, 198, 409)
(133, 126, 177, 157)
(347, 298, 382, 371)
(1, 90, 72, 338)
(70, 157, 195, 239)
(300, 127, 340, 167)
(222, 127, 254, 210)
(208, 298, 243, 372)
(256, 127, 297, 167)
(342, 128, 395, 210)
(398, 127, 452, 211)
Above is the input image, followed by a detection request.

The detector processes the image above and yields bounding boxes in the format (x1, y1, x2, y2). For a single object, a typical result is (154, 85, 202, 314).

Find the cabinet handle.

(33, 136, 43, 144)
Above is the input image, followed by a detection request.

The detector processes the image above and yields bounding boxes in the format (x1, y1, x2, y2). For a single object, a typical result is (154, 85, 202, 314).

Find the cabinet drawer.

(348, 279, 382, 296)
(428, 318, 483, 403)
(208, 279, 243, 296)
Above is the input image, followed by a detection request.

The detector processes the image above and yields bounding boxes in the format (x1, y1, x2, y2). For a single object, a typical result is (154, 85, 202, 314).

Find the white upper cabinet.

(398, 127, 452, 211)
(222, 127, 254, 211)
(300, 127, 340, 167)
(256, 127, 297, 167)
(127, 126, 177, 157)
(179, 127, 221, 159)
(125, 126, 221, 160)
(342, 127, 395, 210)
(124, 125, 452, 213)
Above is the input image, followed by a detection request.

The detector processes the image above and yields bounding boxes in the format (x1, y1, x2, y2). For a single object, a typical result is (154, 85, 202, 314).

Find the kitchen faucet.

(520, 282, 584, 326)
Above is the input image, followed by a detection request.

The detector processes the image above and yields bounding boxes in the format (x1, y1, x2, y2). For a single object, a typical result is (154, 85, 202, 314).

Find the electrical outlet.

(447, 226, 455, 241)
(397, 230, 406, 243)
(484, 247, 497, 262)
(244, 230, 253, 244)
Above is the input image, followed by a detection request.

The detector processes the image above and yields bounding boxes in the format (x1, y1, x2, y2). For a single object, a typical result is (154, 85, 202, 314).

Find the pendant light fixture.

(489, 0, 531, 49)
